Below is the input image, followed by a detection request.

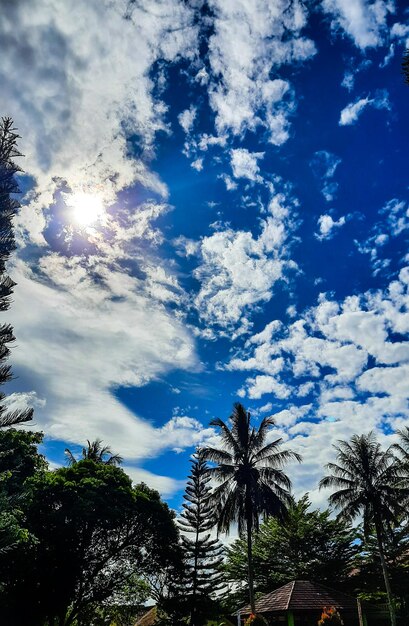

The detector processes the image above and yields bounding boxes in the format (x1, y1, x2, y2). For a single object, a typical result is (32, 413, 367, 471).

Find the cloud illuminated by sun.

(65, 192, 106, 227)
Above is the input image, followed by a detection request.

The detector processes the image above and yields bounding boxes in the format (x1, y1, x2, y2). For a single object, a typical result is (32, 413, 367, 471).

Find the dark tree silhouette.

(320, 432, 409, 626)
(0, 117, 32, 427)
(65, 438, 123, 466)
(201, 402, 301, 614)
(178, 453, 225, 626)
(225, 494, 358, 595)
(403, 49, 409, 85)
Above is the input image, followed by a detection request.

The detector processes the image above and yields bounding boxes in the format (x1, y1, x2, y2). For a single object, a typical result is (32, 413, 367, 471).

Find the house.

(237, 580, 389, 626)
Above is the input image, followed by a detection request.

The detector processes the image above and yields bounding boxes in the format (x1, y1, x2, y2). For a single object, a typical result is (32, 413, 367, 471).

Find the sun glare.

(66, 192, 105, 227)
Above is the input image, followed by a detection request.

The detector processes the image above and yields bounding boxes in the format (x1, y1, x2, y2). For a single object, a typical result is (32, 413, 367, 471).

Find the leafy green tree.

(65, 438, 123, 466)
(0, 429, 46, 555)
(178, 453, 225, 625)
(0, 460, 181, 626)
(0, 117, 32, 428)
(225, 494, 358, 595)
(351, 524, 409, 621)
(201, 402, 301, 614)
(320, 432, 408, 626)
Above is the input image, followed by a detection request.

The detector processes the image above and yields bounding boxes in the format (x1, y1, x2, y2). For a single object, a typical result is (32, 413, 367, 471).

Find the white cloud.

(9, 258, 203, 458)
(339, 90, 390, 125)
(228, 267, 409, 428)
(242, 375, 291, 400)
(178, 106, 197, 134)
(124, 466, 186, 498)
(194, 189, 298, 332)
(0, 0, 198, 245)
(316, 214, 346, 240)
(322, 0, 394, 49)
(207, 0, 316, 142)
(339, 97, 371, 125)
(230, 148, 264, 181)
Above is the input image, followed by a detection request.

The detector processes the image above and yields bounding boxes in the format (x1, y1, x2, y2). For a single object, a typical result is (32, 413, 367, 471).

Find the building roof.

(239, 580, 359, 614)
(134, 606, 157, 626)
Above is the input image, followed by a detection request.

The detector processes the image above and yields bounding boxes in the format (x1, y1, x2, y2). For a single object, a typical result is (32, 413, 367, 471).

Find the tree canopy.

(320, 432, 409, 626)
(224, 494, 358, 597)
(0, 458, 181, 626)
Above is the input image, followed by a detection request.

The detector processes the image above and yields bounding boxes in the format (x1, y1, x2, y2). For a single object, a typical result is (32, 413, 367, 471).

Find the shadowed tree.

(0, 461, 180, 626)
(65, 438, 123, 466)
(201, 402, 301, 614)
(392, 427, 409, 472)
(320, 432, 409, 626)
(178, 452, 225, 626)
(403, 49, 409, 85)
(225, 494, 358, 596)
(0, 117, 32, 428)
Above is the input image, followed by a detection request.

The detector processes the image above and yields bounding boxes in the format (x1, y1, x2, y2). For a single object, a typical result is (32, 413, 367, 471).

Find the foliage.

(0, 429, 45, 556)
(320, 431, 409, 626)
(0, 117, 32, 428)
(225, 495, 358, 594)
(0, 460, 181, 626)
(318, 607, 344, 626)
(178, 453, 225, 625)
(351, 523, 409, 621)
(65, 438, 123, 466)
(201, 402, 301, 614)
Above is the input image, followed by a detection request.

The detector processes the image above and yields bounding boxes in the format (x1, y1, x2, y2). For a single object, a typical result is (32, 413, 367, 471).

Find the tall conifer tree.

(0, 117, 32, 427)
(178, 453, 225, 626)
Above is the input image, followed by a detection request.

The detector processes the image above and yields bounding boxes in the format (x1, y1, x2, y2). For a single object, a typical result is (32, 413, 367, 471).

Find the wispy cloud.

(339, 90, 390, 125)
(322, 0, 393, 49)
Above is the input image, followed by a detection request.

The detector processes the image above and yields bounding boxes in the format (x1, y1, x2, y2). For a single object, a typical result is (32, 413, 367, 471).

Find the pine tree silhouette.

(179, 452, 225, 626)
(0, 118, 32, 427)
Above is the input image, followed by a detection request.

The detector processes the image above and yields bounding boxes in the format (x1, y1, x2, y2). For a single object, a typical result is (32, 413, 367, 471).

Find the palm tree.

(320, 432, 408, 626)
(65, 438, 123, 466)
(392, 426, 409, 515)
(200, 402, 301, 614)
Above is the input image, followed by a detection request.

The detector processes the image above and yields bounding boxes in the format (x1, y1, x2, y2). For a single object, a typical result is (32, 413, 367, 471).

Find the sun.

(66, 192, 105, 226)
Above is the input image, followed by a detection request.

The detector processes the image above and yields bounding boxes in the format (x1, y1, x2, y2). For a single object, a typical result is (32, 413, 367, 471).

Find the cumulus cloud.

(339, 90, 390, 125)
(316, 214, 346, 240)
(178, 106, 197, 134)
(194, 189, 298, 333)
(207, 0, 316, 142)
(228, 266, 409, 407)
(322, 0, 393, 49)
(230, 148, 264, 181)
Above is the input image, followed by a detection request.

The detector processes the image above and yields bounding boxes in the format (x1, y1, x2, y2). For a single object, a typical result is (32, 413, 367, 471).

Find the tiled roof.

(134, 606, 157, 626)
(239, 580, 359, 614)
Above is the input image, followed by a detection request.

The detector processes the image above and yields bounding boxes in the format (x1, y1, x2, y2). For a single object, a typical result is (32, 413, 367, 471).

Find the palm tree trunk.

(246, 517, 255, 614)
(374, 518, 396, 626)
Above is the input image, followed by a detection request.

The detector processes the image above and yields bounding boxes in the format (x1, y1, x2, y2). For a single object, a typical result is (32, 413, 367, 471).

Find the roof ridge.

(286, 580, 296, 610)
(308, 580, 357, 598)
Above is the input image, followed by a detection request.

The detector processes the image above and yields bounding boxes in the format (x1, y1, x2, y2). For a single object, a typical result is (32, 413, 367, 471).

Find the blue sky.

(1, 0, 409, 509)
